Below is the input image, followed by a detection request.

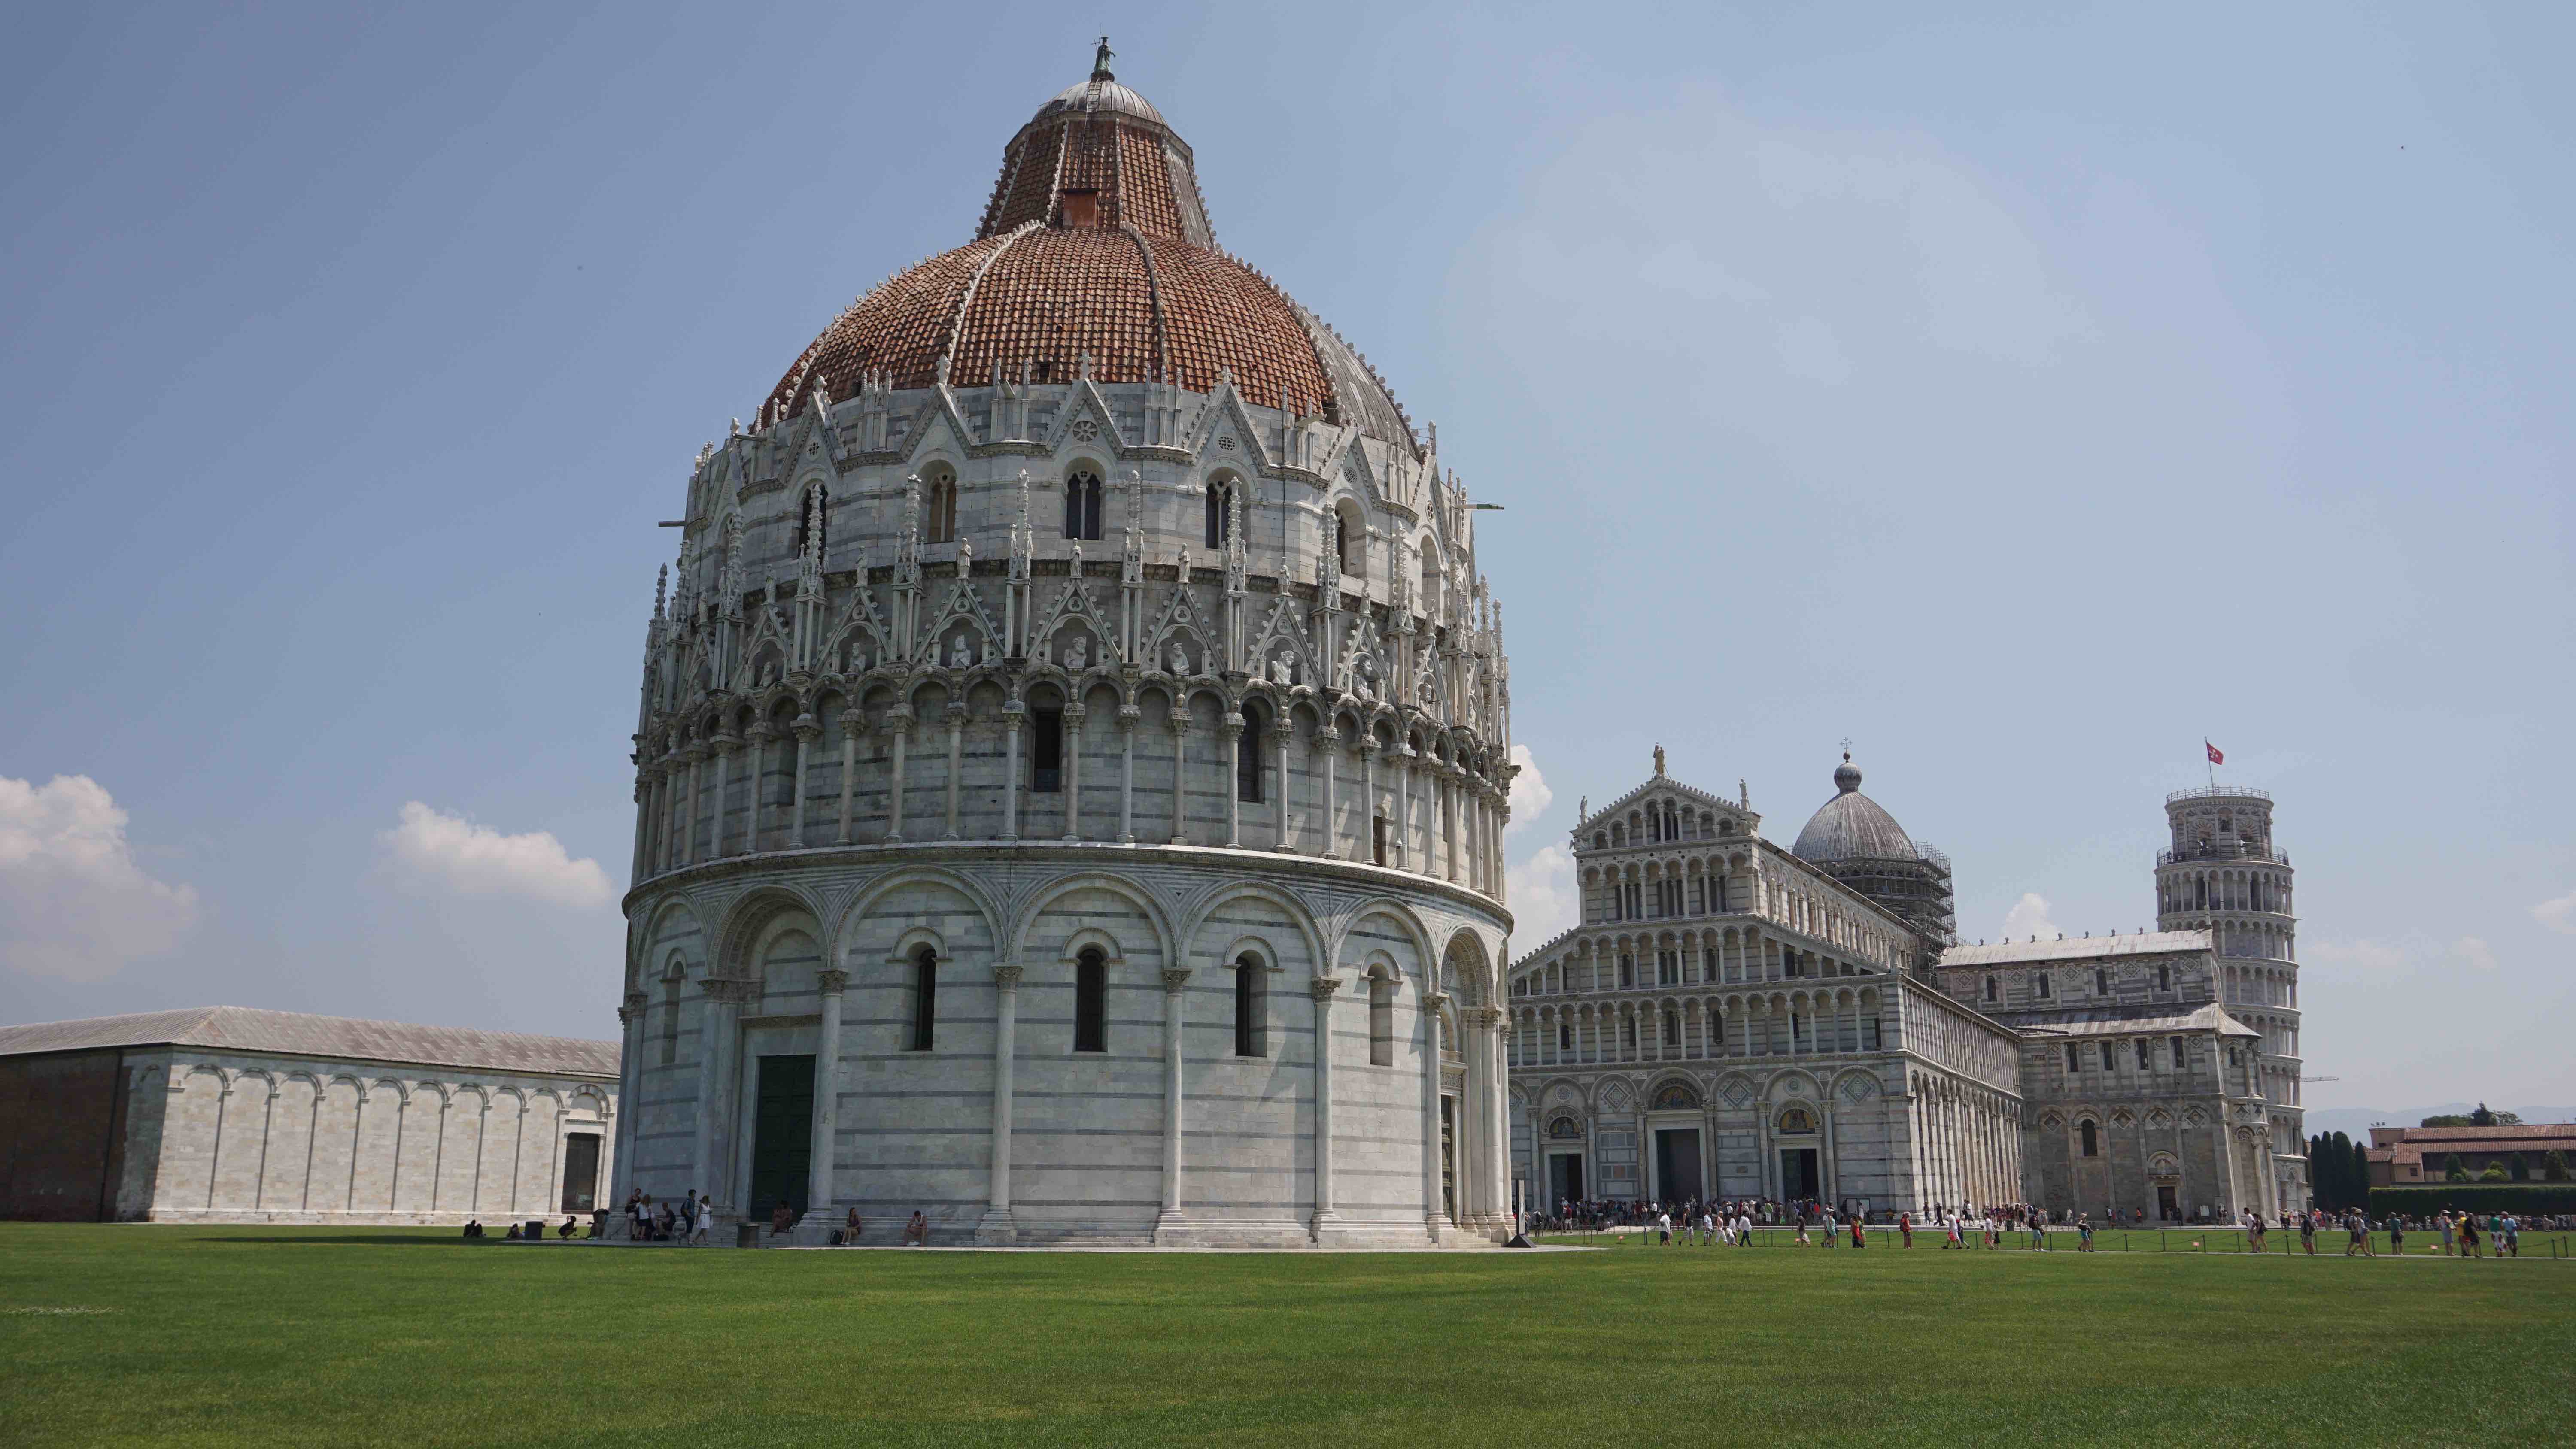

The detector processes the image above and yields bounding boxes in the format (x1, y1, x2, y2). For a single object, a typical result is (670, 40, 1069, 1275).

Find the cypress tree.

(2545, 1150, 2570, 1183)
(2351, 1139, 2372, 1202)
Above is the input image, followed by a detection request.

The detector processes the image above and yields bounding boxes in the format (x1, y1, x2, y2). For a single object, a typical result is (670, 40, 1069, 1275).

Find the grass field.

(4, 1225, 2572, 1448)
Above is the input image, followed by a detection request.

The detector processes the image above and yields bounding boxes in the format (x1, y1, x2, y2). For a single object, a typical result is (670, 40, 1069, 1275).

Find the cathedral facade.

(611, 60, 1516, 1246)
(1507, 758, 2310, 1222)
(1506, 757, 2024, 1215)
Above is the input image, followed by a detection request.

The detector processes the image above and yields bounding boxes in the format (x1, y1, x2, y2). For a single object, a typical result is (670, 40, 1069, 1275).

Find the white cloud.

(0, 774, 199, 981)
(1504, 743, 1553, 832)
(2534, 890, 2576, 936)
(2444, 937, 2499, 973)
(1999, 891, 2058, 942)
(1777, 316, 1854, 384)
(379, 803, 614, 910)
(1506, 843, 1579, 950)
(2303, 938, 2416, 972)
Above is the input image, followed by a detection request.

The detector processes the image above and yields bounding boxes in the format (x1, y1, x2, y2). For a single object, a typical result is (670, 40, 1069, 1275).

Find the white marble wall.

(123, 1048, 615, 1225)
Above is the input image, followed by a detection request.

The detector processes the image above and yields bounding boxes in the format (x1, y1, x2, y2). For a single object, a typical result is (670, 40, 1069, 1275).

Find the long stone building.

(1506, 756, 2024, 1215)
(612, 55, 1518, 1247)
(0, 1007, 618, 1224)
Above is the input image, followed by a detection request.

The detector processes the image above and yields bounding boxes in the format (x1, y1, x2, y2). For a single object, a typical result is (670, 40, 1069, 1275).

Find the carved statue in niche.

(1352, 655, 1374, 701)
(1270, 652, 1295, 686)
(951, 634, 975, 669)
(1063, 635, 1088, 671)
(1168, 641, 1191, 676)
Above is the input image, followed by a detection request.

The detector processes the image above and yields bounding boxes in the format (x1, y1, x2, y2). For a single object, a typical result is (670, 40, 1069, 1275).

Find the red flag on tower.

(2205, 741, 2224, 766)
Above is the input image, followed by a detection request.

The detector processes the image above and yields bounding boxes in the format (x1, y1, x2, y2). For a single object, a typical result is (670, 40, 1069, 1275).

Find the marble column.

(1166, 716, 1187, 844)
(1316, 729, 1340, 859)
(801, 968, 846, 1231)
(1310, 975, 1341, 1241)
(695, 978, 755, 1216)
(611, 993, 646, 1208)
(1221, 715, 1244, 849)
(1154, 967, 1192, 1241)
(978, 964, 1023, 1244)
(708, 740, 737, 858)
(944, 702, 966, 840)
(1274, 720, 1294, 851)
(1358, 736, 1379, 863)
(1420, 993, 1449, 1239)
(746, 724, 774, 852)
(1062, 704, 1086, 842)
(884, 709, 911, 843)
(1117, 706, 1139, 844)
(1002, 700, 1024, 841)
(792, 718, 820, 847)
(835, 711, 861, 844)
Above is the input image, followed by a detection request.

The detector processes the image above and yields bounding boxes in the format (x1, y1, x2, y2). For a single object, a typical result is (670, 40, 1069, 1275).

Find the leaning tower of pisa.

(2155, 786, 2307, 1211)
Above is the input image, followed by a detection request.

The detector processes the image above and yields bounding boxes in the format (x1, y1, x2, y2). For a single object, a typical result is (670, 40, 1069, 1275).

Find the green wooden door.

(747, 1054, 814, 1219)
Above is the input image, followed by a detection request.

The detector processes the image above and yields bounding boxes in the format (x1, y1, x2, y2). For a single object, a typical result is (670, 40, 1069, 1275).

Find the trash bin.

(736, 1222, 760, 1249)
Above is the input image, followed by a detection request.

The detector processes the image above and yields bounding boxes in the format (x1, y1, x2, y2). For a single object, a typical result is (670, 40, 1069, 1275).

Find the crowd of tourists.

(1536, 1197, 2564, 1256)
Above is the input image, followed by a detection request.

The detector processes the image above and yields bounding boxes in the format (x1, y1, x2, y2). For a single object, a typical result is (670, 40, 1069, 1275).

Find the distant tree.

(2351, 1140, 2372, 1197)
(2545, 1151, 2570, 1183)
(2510, 1153, 2531, 1182)
(2479, 1161, 2509, 1182)
(2470, 1103, 2497, 1127)
(2497, 1111, 2523, 1125)
(2444, 1153, 2468, 1182)
(2422, 1115, 2472, 1128)
(2330, 1131, 2357, 1208)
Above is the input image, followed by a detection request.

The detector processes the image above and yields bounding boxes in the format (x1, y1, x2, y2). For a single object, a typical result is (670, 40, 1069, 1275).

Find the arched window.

(1663, 1008, 1680, 1047)
(2080, 1119, 2100, 1158)
(1063, 470, 1103, 540)
(1984, 975, 1999, 1002)
(659, 971, 683, 1065)
(1368, 970, 1394, 1067)
(2064, 1043, 2081, 1073)
(1237, 702, 1265, 802)
(926, 473, 957, 544)
(2035, 973, 2052, 999)
(2095, 967, 2110, 996)
(792, 484, 830, 558)
(1233, 953, 1267, 1057)
(1074, 947, 1107, 1053)
(909, 946, 938, 1051)
(1204, 478, 1234, 549)
(1333, 499, 1365, 577)
(1418, 545, 1440, 618)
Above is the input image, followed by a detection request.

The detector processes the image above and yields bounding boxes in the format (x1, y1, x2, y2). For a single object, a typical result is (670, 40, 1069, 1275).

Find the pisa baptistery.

(609, 54, 1516, 1247)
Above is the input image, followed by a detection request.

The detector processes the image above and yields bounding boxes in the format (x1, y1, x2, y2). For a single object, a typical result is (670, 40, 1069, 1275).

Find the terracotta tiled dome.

(761, 67, 1416, 449)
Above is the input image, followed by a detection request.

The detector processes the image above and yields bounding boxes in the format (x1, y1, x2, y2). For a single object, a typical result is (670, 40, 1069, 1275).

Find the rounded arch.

(1176, 878, 1328, 976)
(831, 865, 1009, 965)
(1326, 898, 1439, 986)
(1009, 870, 1180, 967)
(711, 885, 829, 979)
(626, 894, 708, 991)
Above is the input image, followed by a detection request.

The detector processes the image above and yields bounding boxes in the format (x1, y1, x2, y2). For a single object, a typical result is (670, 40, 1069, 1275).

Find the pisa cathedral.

(1507, 760, 2311, 1222)
(609, 56, 1517, 1246)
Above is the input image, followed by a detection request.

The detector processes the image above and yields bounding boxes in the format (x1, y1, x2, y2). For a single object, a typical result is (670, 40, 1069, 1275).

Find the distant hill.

(2300, 1104, 2576, 1140)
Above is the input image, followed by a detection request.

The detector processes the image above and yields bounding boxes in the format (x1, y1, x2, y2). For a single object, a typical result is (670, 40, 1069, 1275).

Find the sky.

(2, 2, 2569, 1114)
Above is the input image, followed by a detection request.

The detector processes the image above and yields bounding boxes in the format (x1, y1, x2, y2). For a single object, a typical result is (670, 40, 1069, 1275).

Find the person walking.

(2502, 1213, 2520, 1258)
(2076, 1213, 2094, 1252)
(2298, 1212, 2316, 1256)
(2389, 1217, 2406, 1255)
(1656, 1209, 1672, 1246)
(2438, 1210, 2454, 1257)
(2458, 1212, 2481, 1259)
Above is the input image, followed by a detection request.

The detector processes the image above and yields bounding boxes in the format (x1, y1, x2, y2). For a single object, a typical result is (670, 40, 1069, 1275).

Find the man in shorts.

(2299, 1212, 2316, 1255)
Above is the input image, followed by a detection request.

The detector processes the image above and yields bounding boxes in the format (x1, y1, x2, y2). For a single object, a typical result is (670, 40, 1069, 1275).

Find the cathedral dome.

(758, 65, 1416, 448)
(1792, 757, 1920, 864)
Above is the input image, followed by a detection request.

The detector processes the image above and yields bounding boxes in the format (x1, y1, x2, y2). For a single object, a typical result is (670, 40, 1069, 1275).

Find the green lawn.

(3, 1225, 2571, 1448)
